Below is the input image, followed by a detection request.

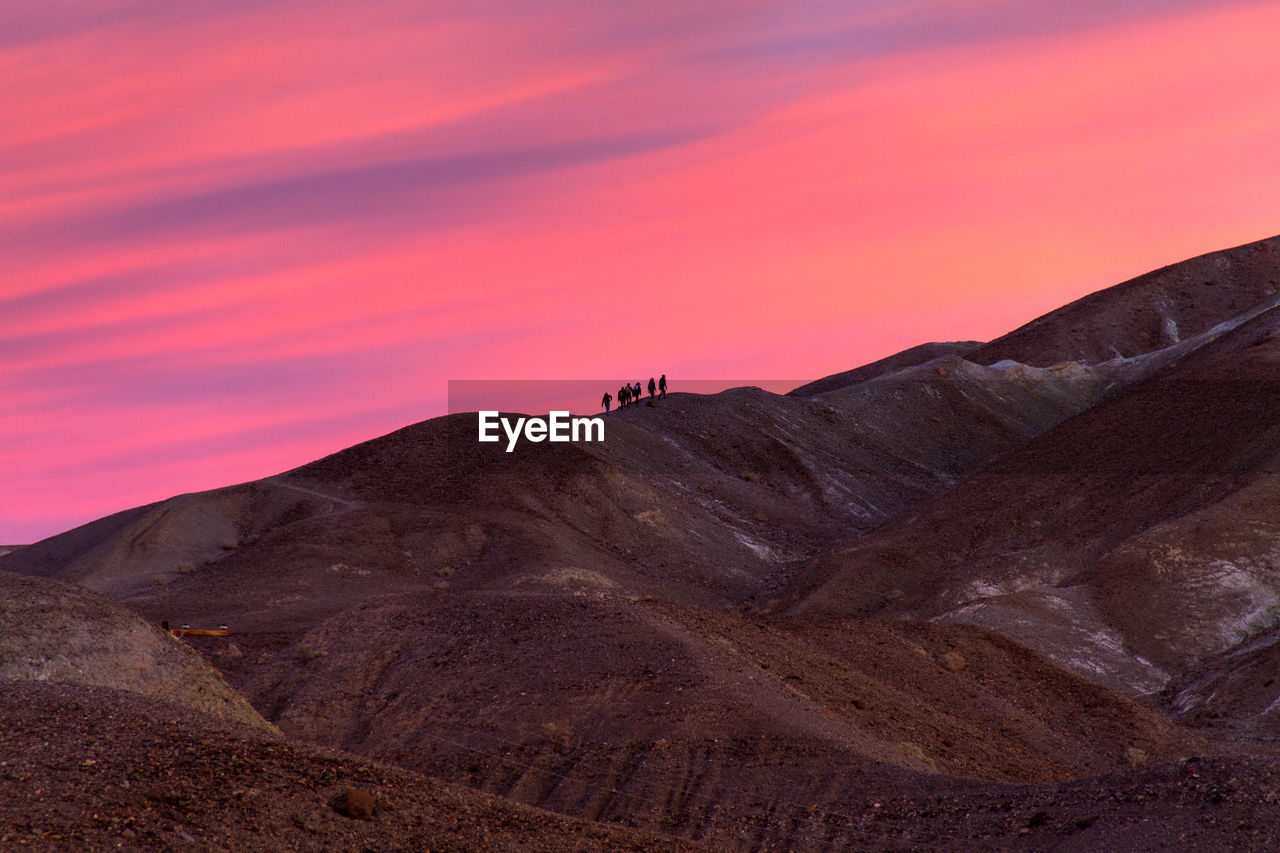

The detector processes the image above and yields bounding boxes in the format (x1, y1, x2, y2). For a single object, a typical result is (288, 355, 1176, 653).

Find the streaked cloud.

(3, 0, 1279, 541)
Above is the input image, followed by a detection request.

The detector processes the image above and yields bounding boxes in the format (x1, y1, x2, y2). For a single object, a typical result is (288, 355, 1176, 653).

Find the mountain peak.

(967, 234, 1280, 366)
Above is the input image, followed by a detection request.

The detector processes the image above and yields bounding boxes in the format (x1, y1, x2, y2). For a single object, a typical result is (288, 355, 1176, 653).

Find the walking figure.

(619, 385, 630, 408)
(633, 381, 642, 401)
(602, 391, 612, 413)
(659, 374, 666, 397)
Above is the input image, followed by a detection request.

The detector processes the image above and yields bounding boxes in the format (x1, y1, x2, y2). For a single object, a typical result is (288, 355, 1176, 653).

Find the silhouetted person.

(659, 374, 667, 397)
(619, 385, 630, 408)
(633, 381, 642, 401)
(602, 391, 612, 413)
(648, 377, 656, 399)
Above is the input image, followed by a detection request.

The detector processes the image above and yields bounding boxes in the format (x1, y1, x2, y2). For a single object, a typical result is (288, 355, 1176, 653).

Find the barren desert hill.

(795, 297, 1280, 700)
(966, 234, 1280, 366)
(0, 561, 1225, 851)
(240, 587, 1201, 778)
(0, 679, 709, 853)
(0, 570, 272, 734)
(786, 340, 981, 396)
(1163, 616, 1280, 742)
(0, 358, 1222, 851)
(0, 367, 1200, 848)
(218, 581, 1219, 849)
(1, 344, 1108, 632)
(6, 682, 1276, 853)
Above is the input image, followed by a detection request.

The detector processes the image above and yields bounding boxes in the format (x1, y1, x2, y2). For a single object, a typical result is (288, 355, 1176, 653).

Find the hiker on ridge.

(619, 385, 630, 408)
(633, 381, 642, 401)
(659, 374, 667, 397)
(602, 391, 612, 413)
(648, 377, 657, 399)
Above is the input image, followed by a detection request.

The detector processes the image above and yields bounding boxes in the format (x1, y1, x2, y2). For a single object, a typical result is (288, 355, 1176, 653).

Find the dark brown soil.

(0, 680, 708, 852)
(8, 678, 1280, 852)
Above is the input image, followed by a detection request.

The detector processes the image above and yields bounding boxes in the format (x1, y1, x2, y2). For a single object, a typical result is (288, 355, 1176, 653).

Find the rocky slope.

(0, 570, 272, 733)
(966, 234, 1280, 365)
(786, 340, 981, 396)
(795, 299, 1280, 699)
(0, 680, 706, 852)
(236, 588, 1199, 786)
(3, 345, 1108, 628)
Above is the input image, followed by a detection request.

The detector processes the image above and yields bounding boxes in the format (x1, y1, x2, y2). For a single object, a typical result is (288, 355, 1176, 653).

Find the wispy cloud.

(3, 0, 1279, 541)
(7, 125, 716, 254)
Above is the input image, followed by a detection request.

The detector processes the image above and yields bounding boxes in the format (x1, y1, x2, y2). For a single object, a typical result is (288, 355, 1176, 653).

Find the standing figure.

(634, 381, 642, 401)
(602, 391, 612, 413)
(648, 377, 657, 399)
(619, 385, 630, 408)
(659, 374, 667, 397)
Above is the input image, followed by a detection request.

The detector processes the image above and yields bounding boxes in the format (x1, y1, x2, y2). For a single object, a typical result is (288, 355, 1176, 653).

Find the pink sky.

(4, 1, 1280, 543)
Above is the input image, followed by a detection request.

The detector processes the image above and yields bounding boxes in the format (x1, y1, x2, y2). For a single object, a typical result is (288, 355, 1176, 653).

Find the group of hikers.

(602, 375, 665, 412)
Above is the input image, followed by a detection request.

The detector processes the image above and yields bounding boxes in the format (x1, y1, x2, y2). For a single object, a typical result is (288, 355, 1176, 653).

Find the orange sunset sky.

(5, 1, 1280, 543)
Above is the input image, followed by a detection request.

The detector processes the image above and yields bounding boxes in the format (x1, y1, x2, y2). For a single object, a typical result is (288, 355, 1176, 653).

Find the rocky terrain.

(5, 234, 1280, 849)
(0, 570, 271, 733)
(797, 239, 1280, 702)
(964, 236, 1280, 366)
(0, 680, 706, 852)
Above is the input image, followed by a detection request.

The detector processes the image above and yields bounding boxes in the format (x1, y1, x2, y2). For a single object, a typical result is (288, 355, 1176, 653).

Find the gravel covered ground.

(8, 679, 1280, 851)
(0, 680, 707, 852)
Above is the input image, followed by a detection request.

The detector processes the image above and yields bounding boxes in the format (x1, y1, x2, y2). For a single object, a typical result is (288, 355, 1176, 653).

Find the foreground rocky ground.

(6, 680, 1280, 851)
(0, 681, 708, 852)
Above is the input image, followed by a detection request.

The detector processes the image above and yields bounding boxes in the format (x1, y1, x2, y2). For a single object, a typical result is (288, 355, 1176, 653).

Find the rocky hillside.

(0, 570, 272, 733)
(795, 298, 1280, 699)
(3, 345, 1109, 627)
(0, 680, 706, 852)
(966, 235, 1280, 365)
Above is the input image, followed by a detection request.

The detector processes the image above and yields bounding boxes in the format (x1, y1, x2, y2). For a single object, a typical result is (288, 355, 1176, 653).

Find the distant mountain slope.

(787, 341, 981, 396)
(967, 235, 1280, 366)
(795, 301, 1280, 697)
